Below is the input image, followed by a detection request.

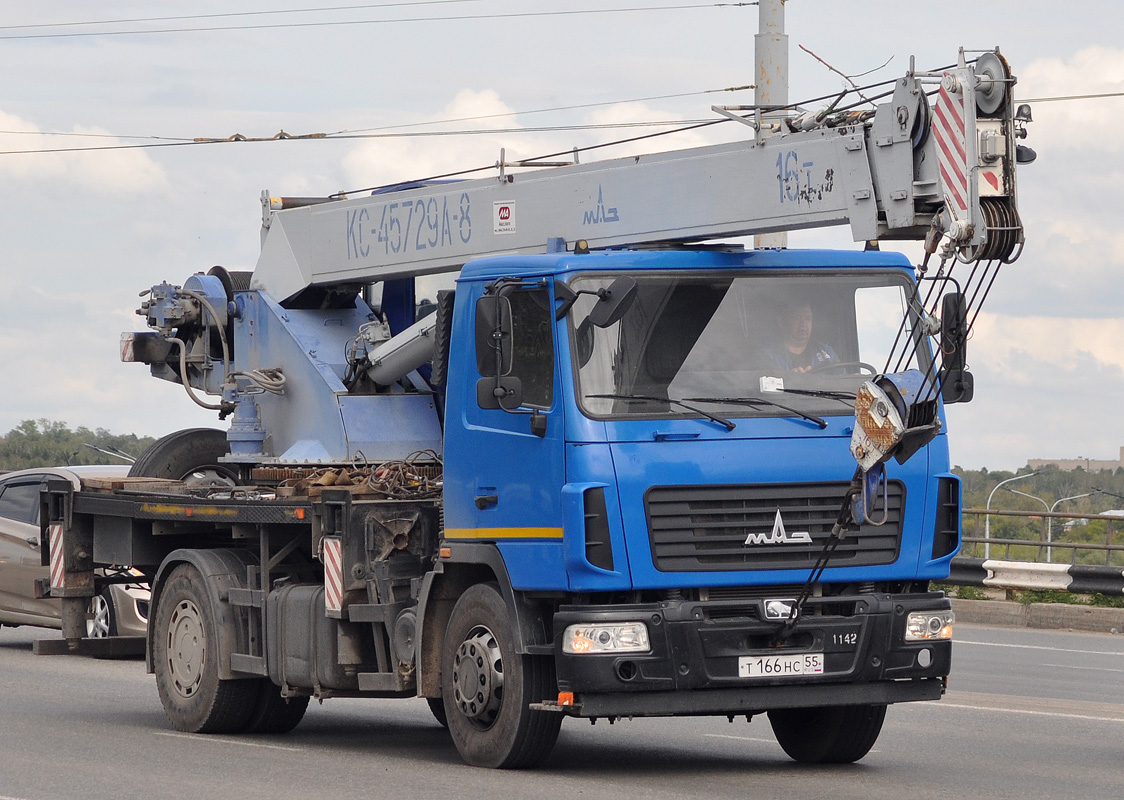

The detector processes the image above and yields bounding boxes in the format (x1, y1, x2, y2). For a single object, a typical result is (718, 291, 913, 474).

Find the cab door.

(446, 279, 567, 590)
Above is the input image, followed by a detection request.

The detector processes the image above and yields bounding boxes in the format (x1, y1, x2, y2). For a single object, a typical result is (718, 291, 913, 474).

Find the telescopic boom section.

(254, 49, 1025, 305)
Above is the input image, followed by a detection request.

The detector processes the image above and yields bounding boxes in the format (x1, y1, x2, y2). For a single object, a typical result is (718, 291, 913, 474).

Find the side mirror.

(475, 294, 512, 377)
(939, 292, 973, 404)
(589, 277, 638, 328)
(476, 376, 523, 410)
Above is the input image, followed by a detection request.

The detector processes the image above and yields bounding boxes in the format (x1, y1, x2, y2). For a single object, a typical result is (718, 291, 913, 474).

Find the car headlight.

(904, 610, 954, 641)
(562, 622, 650, 654)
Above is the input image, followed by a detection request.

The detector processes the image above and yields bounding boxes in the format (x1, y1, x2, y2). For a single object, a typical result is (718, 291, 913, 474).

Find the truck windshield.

(568, 269, 928, 423)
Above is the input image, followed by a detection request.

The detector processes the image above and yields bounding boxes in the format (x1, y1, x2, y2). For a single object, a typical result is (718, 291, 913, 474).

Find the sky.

(0, 0, 1121, 471)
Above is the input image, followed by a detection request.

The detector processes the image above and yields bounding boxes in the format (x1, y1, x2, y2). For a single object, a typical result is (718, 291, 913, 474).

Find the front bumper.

(550, 591, 950, 718)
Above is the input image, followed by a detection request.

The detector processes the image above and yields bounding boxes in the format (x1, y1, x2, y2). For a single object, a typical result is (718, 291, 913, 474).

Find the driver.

(767, 301, 836, 373)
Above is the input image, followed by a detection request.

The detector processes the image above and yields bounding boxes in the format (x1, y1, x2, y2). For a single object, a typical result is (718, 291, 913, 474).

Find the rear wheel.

(427, 697, 449, 729)
(441, 583, 561, 768)
(129, 428, 240, 488)
(86, 590, 117, 638)
(768, 704, 887, 763)
(243, 679, 310, 734)
(153, 564, 256, 733)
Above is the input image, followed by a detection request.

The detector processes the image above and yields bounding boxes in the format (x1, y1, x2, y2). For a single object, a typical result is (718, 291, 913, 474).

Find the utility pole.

(755, 0, 788, 249)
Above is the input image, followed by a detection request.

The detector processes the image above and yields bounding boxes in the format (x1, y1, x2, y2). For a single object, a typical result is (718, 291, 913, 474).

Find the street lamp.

(1048, 491, 1098, 562)
(985, 471, 1040, 559)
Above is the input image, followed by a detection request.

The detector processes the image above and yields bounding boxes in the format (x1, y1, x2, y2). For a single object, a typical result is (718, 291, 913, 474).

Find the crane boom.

(253, 50, 1024, 304)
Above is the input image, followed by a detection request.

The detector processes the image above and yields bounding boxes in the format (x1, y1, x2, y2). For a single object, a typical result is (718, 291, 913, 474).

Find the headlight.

(904, 610, 954, 641)
(562, 622, 650, 654)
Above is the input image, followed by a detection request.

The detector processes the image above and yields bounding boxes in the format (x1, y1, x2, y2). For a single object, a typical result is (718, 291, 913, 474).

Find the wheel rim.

(86, 594, 111, 638)
(180, 468, 238, 489)
(451, 625, 504, 729)
(166, 599, 206, 699)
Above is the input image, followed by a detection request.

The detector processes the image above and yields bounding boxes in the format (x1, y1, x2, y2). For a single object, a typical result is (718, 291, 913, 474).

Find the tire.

(129, 428, 240, 487)
(153, 564, 257, 733)
(426, 697, 449, 729)
(86, 590, 117, 639)
(441, 583, 561, 768)
(768, 704, 887, 764)
(242, 679, 310, 734)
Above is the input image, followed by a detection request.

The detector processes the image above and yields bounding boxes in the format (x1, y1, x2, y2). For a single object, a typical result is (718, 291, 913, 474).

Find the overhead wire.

(0, 84, 755, 151)
(0, 1, 487, 31)
(0, 3, 756, 41)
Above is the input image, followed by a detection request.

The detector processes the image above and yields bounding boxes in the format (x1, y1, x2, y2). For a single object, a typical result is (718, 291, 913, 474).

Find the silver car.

(0, 465, 148, 637)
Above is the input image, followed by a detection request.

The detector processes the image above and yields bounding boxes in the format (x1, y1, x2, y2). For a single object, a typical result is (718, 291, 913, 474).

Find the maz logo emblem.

(744, 510, 812, 546)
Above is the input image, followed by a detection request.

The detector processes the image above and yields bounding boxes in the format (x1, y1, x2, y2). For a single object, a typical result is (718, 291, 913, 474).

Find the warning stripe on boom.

(932, 75, 970, 221)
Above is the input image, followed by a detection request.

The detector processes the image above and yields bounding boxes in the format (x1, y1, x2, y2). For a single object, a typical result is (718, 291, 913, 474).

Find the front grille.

(645, 481, 904, 572)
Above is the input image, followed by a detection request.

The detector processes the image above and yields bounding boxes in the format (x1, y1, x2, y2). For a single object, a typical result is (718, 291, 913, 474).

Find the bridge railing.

(960, 508, 1124, 565)
(947, 509, 1124, 596)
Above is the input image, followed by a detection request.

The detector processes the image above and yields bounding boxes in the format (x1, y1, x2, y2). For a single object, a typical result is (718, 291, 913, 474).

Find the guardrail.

(946, 508, 1124, 596)
(945, 558, 1124, 596)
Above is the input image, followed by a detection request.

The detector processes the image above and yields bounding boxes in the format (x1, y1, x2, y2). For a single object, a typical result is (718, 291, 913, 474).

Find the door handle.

(474, 494, 498, 510)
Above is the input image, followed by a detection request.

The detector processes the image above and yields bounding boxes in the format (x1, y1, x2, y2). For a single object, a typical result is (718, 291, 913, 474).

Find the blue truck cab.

(437, 246, 959, 726)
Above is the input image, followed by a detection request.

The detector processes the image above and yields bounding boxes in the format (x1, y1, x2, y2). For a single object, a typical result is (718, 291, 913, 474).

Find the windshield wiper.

(774, 387, 855, 406)
(587, 393, 736, 431)
(684, 396, 828, 430)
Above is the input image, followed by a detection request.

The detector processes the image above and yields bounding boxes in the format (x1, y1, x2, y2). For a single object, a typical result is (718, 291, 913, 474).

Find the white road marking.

(702, 733, 775, 744)
(1042, 662, 1124, 674)
(932, 703, 1124, 724)
(956, 640, 1124, 657)
(153, 731, 303, 752)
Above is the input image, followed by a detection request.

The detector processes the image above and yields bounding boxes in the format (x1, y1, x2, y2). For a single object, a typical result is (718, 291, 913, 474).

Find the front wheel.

(441, 583, 561, 768)
(768, 704, 887, 763)
(153, 564, 257, 733)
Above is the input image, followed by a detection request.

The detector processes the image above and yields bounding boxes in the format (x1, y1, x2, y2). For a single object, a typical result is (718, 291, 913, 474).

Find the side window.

(0, 480, 44, 525)
(854, 285, 910, 369)
(509, 289, 555, 408)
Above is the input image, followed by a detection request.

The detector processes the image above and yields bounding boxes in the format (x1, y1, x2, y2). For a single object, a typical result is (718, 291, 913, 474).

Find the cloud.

(946, 311, 1124, 469)
(1019, 46, 1124, 153)
(342, 90, 524, 187)
(0, 284, 218, 439)
(341, 89, 741, 190)
(0, 108, 167, 194)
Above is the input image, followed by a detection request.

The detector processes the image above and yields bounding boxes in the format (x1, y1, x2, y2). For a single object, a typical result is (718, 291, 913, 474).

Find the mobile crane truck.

(40, 50, 1030, 767)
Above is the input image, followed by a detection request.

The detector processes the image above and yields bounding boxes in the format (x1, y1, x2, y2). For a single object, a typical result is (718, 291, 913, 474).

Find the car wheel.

(441, 583, 561, 768)
(129, 428, 241, 488)
(153, 563, 256, 733)
(86, 590, 117, 638)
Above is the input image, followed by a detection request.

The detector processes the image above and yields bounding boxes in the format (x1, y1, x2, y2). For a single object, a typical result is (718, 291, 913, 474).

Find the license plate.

(738, 652, 824, 678)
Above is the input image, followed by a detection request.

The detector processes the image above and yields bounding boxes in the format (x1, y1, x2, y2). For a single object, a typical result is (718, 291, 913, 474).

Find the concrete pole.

(755, 0, 788, 249)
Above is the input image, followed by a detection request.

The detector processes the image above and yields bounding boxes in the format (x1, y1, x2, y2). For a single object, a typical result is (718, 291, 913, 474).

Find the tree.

(0, 419, 156, 471)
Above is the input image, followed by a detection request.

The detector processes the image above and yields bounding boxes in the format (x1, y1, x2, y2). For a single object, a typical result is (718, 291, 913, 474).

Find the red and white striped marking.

(323, 536, 343, 614)
(48, 523, 66, 591)
(932, 74, 969, 223)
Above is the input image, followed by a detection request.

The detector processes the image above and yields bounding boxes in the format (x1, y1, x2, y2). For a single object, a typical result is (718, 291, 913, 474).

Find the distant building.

(1027, 446, 1124, 472)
